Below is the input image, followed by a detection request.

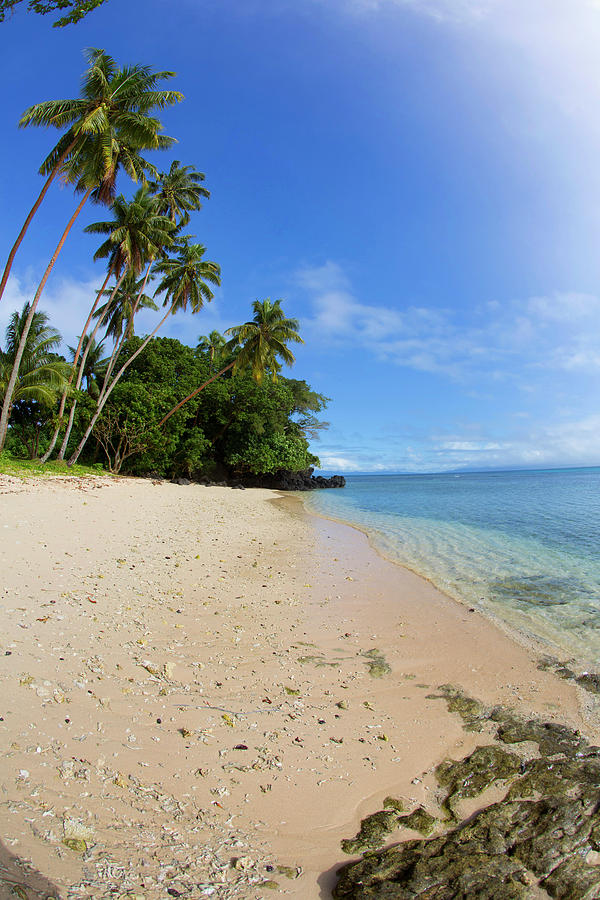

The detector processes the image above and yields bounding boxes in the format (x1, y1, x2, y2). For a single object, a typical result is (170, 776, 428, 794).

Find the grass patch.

(0, 452, 110, 479)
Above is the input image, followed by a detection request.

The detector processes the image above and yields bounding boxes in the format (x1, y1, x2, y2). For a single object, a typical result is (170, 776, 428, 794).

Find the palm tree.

(67, 240, 220, 466)
(225, 299, 303, 381)
(67, 336, 107, 398)
(53, 188, 175, 460)
(157, 298, 303, 428)
(95, 270, 158, 343)
(149, 160, 210, 227)
(0, 303, 69, 427)
(0, 49, 182, 452)
(197, 330, 226, 372)
(0, 47, 181, 306)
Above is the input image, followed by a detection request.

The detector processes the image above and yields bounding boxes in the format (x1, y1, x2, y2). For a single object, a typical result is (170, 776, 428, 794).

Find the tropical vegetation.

(0, 48, 330, 481)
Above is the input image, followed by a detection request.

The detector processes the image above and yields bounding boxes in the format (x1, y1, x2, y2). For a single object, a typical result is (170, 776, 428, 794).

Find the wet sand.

(0, 475, 597, 899)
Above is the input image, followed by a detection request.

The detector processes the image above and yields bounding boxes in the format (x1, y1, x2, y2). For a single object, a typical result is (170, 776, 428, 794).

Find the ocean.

(305, 467, 600, 666)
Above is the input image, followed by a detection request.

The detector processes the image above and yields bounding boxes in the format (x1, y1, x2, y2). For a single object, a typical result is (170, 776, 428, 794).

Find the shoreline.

(299, 489, 600, 672)
(0, 475, 598, 899)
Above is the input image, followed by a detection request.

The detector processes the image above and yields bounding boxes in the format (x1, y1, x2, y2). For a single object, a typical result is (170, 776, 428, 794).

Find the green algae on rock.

(426, 683, 488, 731)
(341, 809, 402, 855)
(398, 806, 438, 836)
(537, 655, 600, 697)
(383, 797, 405, 814)
(436, 744, 522, 819)
(334, 688, 600, 898)
(334, 794, 600, 899)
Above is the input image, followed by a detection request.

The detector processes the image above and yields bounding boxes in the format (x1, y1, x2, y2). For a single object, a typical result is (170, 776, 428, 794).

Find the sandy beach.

(1, 475, 598, 900)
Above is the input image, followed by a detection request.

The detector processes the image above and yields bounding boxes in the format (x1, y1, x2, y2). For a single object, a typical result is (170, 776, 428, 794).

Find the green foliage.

(0, 302, 69, 410)
(74, 336, 325, 478)
(227, 432, 318, 475)
(0, 0, 108, 27)
(226, 298, 303, 382)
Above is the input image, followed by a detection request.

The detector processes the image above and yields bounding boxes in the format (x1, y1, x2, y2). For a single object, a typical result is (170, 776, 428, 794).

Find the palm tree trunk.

(0, 137, 78, 306)
(53, 268, 127, 461)
(157, 361, 235, 428)
(41, 266, 117, 463)
(0, 187, 93, 452)
(67, 303, 175, 466)
(93, 260, 152, 406)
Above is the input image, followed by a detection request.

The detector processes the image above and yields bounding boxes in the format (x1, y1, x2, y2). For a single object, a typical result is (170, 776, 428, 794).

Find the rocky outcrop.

(333, 687, 600, 899)
(168, 467, 345, 490)
(235, 467, 346, 491)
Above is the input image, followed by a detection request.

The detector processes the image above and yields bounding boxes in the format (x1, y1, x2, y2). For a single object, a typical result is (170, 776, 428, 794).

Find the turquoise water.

(305, 468, 600, 665)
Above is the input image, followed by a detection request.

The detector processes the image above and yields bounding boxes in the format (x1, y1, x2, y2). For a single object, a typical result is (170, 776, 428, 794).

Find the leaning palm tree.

(94, 270, 158, 344)
(41, 187, 174, 462)
(0, 49, 182, 452)
(149, 160, 210, 228)
(0, 47, 182, 306)
(0, 303, 69, 425)
(157, 298, 303, 428)
(67, 239, 220, 466)
(197, 330, 226, 372)
(52, 188, 175, 461)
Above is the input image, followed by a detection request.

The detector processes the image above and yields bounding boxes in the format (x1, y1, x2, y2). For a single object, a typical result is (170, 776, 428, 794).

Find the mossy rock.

(436, 744, 521, 818)
(341, 809, 401, 855)
(398, 806, 437, 836)
(383, 797, 404, 814)
(576, 673, 600, 695)
(426, 684, 488, 731)
(333, 834, 533, 898)
(335, 689, 600, 898)
(492, 712, 590, 756)
(334, 796, 600, 898)
(542, 855, 600, 900)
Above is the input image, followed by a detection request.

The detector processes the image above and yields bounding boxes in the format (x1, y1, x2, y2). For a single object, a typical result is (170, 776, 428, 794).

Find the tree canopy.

(0, 0, 109, 27)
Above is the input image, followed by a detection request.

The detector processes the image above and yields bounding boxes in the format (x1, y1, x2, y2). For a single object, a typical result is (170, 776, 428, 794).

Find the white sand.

(0, 475, 597, 899)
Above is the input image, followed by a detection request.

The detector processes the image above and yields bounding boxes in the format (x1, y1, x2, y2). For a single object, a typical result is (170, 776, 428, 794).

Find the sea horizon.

(315, 463, 600, 478)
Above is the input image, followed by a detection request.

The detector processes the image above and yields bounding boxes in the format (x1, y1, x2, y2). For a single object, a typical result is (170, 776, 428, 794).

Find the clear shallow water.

(305, 468, 600, 665)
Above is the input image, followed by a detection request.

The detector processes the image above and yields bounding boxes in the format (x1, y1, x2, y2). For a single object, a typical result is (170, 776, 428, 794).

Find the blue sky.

(1, 0, 600, 472)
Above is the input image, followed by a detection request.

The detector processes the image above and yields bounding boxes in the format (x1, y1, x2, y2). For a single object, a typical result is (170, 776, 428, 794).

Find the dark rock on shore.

(168, 467, 345, 491)
(333, 687, 600, 899)
(235, 467, 346, 491)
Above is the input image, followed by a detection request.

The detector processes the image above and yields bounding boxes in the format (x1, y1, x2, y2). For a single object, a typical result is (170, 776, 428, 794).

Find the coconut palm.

(0, 47, 181, 306)
(149, 160, 210, 228)
(197, 330, 226, 372)
(67, 336, 107, 399)
(157, 298, 303, 429)
(42, 187, 174, 461)
(225, 299, 303, 381)
(95, 270, 158, 344)
(0, 303, 69, 425)
(52, 189, 175, 461)
(0, 49, 182, 451)
(67, 240, 220, 466)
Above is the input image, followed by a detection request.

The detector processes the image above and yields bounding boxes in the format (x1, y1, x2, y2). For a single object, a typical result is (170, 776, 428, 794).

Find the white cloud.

(0, 272, 99, 352)
(0, 271, 229, 354)
(297, 262, 600, 380)
(317, 413, 600, 473)
(440, 441, 504, 451)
